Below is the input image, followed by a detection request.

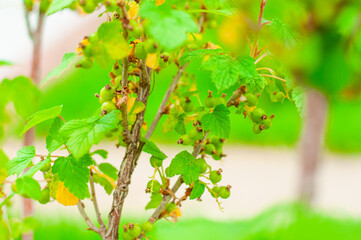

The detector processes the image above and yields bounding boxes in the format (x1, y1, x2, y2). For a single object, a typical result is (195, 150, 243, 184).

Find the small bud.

(196, 126, 203, 132)
(109, 72, 116, 79)
(105, 84, 112, 90)
(261, 114, 267, 120)
(222, 93, 227, 98)
(226, 185, 232, 191)
(217, 169, 223, 175)
(208, 90, 213, 97)
(259, 124, 265, 130)
(270, 114, 275, 120)
(113, 12, 120, 19)
(101, 109, 107, 116)
(128, 223, 134, 230)
(177, 139, 184, 144)
(95, 93, 100, 98)
(273, 91, 277, 95)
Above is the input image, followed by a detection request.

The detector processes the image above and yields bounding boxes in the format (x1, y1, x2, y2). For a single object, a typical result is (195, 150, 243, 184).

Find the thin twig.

(77, 201, 102, 235)
(89, 174, 106, 229)
(260, 74, 286, 82)
(24, 10, 34, 40)
(145, 64, 188, 140)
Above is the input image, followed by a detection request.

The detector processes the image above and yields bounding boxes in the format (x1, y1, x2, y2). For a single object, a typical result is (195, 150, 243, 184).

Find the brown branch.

(77, 201, 103, 235)
(89, 174, 106, 229)
(145, 64, 187, 140)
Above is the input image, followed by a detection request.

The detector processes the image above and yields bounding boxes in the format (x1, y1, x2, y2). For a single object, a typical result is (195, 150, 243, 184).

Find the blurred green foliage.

(34, 60, 361, 153)
(32, 204, 361, 240)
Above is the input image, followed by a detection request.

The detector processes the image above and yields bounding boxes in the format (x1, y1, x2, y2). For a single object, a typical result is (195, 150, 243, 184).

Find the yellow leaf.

(156, 0, 166, 6)
(55, 182, 79, 206)
(90, 166, 116, 189)
(128, 1, 139, 19)
(127, 95, 137, 113)
(146, 53, 159, 69)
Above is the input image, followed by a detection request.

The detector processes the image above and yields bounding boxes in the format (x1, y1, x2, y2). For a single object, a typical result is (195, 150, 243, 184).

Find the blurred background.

(1, 0, 361, 239)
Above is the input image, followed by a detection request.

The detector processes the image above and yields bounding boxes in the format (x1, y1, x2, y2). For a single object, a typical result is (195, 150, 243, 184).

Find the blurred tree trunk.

(22, 12, 45, 240)
(298, 89, 328, 205)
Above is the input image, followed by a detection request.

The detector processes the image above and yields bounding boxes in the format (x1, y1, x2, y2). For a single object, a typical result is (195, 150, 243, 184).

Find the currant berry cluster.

(121, 221, 153, 240)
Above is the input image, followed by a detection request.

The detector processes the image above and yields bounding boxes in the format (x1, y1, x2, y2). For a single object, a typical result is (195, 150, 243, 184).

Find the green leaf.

(60, 111, 118, 158)
(97, 22, 129, 60)
(21, 105, 63, 136)
(269, 18, 298, 48)
(190, 180, 205, 200)
(91, 149, 108, 159)
(47, 0, 76, 15)
(235, 102, 245, 115)
(179, 49, 226, 67)
(201, 55, 242, 92)
(246, 75, 267, 94)
(201, 104, 231, 139)
(142, 139, 167, 160)
(42, 53, 78, 83)
(15, 176, 42, 200)
(46, 117, 65, 153)
(169, 151, 199, 184)
(10, 77, 40, 119)
(0, 60, 12, 66)
(145, 193, 162, 210)
(98, 163, 118, 181)
(140, 1, 198, 50)
(175, 113, 187, 135)
(23, 157, 51, 177)
(162, 114, 178, 133)
(93, 173, 114, 195)
(8, 146, 36, 176)
(291, 87, 305, 116)
(52, 156, 90, 199)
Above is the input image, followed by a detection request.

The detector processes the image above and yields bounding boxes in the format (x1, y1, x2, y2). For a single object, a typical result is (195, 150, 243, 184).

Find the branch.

(24, 10, 34, 40)
(144, 132, 209, 229)
(89, 174, 106, 229)
(145, 64, 187, 140)
(77, 201, 102, 235)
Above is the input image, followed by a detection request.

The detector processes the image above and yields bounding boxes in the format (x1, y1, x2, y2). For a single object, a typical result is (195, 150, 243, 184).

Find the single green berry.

(212, 153, 222, 161)
(121, 230, 132, 240)
(181, 99, 195, 113)
(40, 162, 51, 172)
(211, 186, 220, 198)
(194, 158, 207, 174)
(165, 167, 175, 177)
(262, 118, 272, 129)
(252, 123, 263, 134)
(147, 180, 161, 193)
(141, 221, 153, 233)
(210, 136, 225, 149)
(104, 0, 117, 12)
(82, 44, 94, 57)
(218, 186, 231, 199)
(76, 57, 93, 69)
(251, 108, 267, 123)
(177, 135, 193, 146)
(214, 97, 227, 106)
(112, 63, 122, 76)
(101, 101, 117, 114)
(39, 188, 50, 204)
(135, 43, 147, 60)
(205, 91, 216, 108)
(204, 144, 216, 155)
(245, 93, 258, 107)
(144, 39, 158, 53)
(100, 84, 115, 101)
(276, 92, 285, 102)
(159, 59, 169, 69)
(189, 126, 204, 141)
(128, 223, 142, 238)
(128, 20, 142, 39)
(79, 0, 96, 13)
(209, 169, 222, 184)
(150, 156, 163, 168)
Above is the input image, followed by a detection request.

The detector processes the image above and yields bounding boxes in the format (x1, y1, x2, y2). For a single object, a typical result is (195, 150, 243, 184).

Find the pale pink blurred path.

(0, 0, 105, 81)
(3, 140, 361, 220)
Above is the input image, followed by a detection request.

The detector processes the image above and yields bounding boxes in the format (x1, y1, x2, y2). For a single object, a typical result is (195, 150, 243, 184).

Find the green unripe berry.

(150, 156, 163, 168)
(251, 108, 267, 123)
(141, 221, 153, 233)
(205, 96, 216, 108)
(209, 170, 222, 184)
(79, 0, 96, 13)
(204, 143, 216, 155)
(165, 167, 175, 177)
(128, 223, 142, 238)
(194, 158, 207, 174)
(100, 84, 115, 101)
(128, 20, 142, 39)
(39, 188, 50, 204)
(212, 153, 222, 161)
(218, 186, 231, 199)
(214, 97, 227, 106)
(88, 33, 98, 44)
(181, 99, 195, 113)
(245, 93, 258, 107)
(101, 101, 117, 114)
(121, 231, 132, 240)
(112, 63, 122, 76)
(82, 44, 94, 57)
(135, 43, 147, 60)
(40, 162, 51, 172)
(144, 39, 158, 53)
(262, 118, 272, 129)
(211, 186, 220, 198)
(177, 134, 193, 146)
(189, 126, 204, 141)
(276, 92, 285, 102)
(210, 136, 224, 149)
(76, 57, 93, 69)
(159, 59, 169, 69)
(146, 180, 161, 193)
(252, 123, 263, 134)
(104, 0, 117, 12)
